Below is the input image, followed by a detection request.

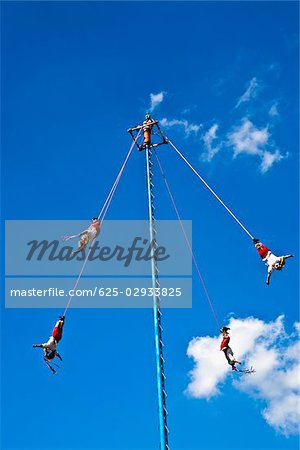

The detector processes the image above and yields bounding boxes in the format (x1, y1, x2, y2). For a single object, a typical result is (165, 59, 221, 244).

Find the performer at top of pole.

(128, 114, 168, 151)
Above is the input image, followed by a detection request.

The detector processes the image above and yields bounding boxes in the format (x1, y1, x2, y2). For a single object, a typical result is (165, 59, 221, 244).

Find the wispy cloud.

(186, 316, 300, 436)
(267, 62, 280, 72)
(228, 119, 269, 157)
(160, 117, 201, 137)
(269, 102, 279, 117)
(182, 105, 197, 115)
(149, 91, 166, 113)
(201, 124, 221, 161)
(235, 77, 259, 108)
(260, 150, 284, 173)
(227, 118, 286, 173)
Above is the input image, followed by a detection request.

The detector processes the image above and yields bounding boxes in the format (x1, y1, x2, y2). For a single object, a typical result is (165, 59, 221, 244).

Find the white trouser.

(223, 347, 235, 365)
(43, 336, 57, 351)
(263, 252, 282, 273)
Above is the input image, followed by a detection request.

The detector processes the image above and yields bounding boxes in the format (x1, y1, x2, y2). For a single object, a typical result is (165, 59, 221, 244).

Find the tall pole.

(145, 145, 169, 450)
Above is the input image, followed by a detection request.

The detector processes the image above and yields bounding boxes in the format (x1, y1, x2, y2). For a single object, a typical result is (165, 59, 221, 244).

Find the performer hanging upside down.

(72, 218, 101, 256)
(253, 238, 294, 285)
(220, 327, 241, 370)
(33, 316, 65, 364)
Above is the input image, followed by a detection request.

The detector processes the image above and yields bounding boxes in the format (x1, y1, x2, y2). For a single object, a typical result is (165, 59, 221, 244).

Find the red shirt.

(220, 335, 230, 350)
(52, 326, 63, 342)
(90, 222, 100, 232)
(257, 245, 269, 259)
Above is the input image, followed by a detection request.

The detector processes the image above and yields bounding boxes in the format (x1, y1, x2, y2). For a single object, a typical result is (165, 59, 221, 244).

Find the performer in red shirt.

(220, 327, 241, 370)
(253, 238, 293, 285)
(52, 319, 64, 343)
(33, 316, 65, 362)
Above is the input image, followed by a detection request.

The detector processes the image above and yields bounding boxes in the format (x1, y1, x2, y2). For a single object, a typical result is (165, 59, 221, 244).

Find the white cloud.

(269, 103, 279, 117)
(235, 77, 259, 108)
(227, 118, 285, 172)
(201, 124, 221, 161)
(228, 119, 269, 157)
(260, 150, 284, 173)
(149, 91, 166, 112)
(186, 316, 300, 436)
(160, 117, 201, 137)
(186, 335, 228, 398)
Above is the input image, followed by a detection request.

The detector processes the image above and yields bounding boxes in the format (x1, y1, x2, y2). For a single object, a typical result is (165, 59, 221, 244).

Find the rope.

(154, 151, 221, 331)
(98, 130, 142, 221)
(62, 130, 141, 316)
(168, 139, 254, 240)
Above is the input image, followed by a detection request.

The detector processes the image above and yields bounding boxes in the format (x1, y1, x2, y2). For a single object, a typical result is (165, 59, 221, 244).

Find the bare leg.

(72, 233, 90, 256)
(72, 243, 87, 256)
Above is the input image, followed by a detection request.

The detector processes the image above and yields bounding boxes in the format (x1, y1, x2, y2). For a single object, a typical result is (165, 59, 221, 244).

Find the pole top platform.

(128, 114, 168, 151)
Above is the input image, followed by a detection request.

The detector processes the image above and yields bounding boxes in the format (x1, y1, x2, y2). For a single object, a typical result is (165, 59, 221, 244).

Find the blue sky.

(1, 2, 299, 450)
